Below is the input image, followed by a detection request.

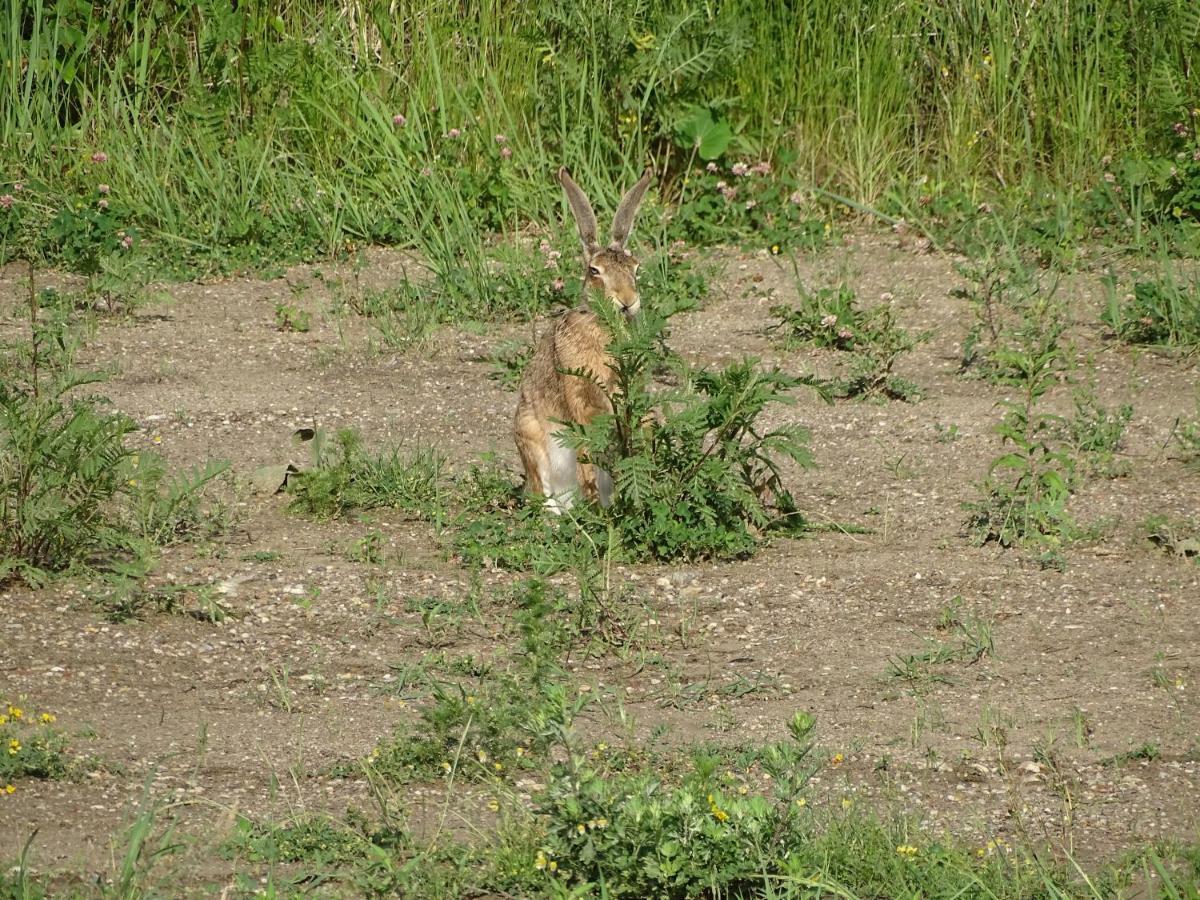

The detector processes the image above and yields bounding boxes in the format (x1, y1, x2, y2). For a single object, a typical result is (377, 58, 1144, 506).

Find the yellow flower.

(3, 784, 13, 795)
(515, 746, 526, 757)
(548, 860, 557, 872)
(476, 749, 488, 764)
(830, 752, 844, 767)
(0, 715, 7, 726)
(738, 784, 748, 795)
(841, 797, 853, 810)
(770, 244, 781, 255)
(466, 695, 477, 705)
(534, 850, 548, 870)
(40, 712, 55, 724)
(795, 797, 807, 808)
(152, 435, 162, 444)
(8, 739, 21, 755)
(896, 844, 918, 858)
(576, 823, 586, 834)
(711, 806, 729, 822)
(441, 761, 452, 773)
(493, 761, 503, 772)
(487, 799, 499, 812)
(596, 742, 607, 751)
(7, 706, 22, 720)
(595, 817, 608, 828)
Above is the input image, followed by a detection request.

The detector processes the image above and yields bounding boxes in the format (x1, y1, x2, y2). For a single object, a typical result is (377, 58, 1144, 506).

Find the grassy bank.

(2, 0, 1199, 273)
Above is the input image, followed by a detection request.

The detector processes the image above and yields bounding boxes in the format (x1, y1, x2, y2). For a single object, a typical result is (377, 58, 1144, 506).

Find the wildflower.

(392, 113, 407, 126)
(820, 314, 838, 328)
(940, 66, 950, 78)
(493, 761, 503, 772)
(12, 182, 22, 192)
(830, 752, 844, 767)
(534, 850, 548, 870)
(838, 328, 854, 341)
(576, 823, 586, 834)
(7, 706, 22, 720)
(121, 234, 133, 249)
(420, 166, 433, 177)
(794, 797, 807, 808)
(1173, 122, 1188, 136)
(98, 199, 109, 210)
(731, 162, 749, 176)
(466, 695, 477, 705)
(705, 161, 719, 173)
(3, 784, 13, 794)
(500, 146, 512, 160)
(152, 435, 162, 445)
(487, 799, 499, 811)
(549, 861, 557, 872)
(788, 188, 805, 205)
(494, 134, 507, 144)
(0, 194, 12, 210)
(515, 746, 527, 757)
(744, 199, 757, 210)
(477, 749, 488, 764)
(91, 151, 108, 163)
(594, 817, 608, 828)
(841, 797, 853, 809)
(896, 844, 918, 858)
(40, 712, 55, 724)
(596, 742, 607, 751)
(750, 161, 772, 176)
(552, 277, 565, 292)
(98, 183, 111, 195)
(1103, 172, 1116, 183)
(447, 128, 462, 139)
(1193, 149, 1200, 162)
(441, 761, 452, 773)
(770, 244, 780, 255)
(8, 739, 20, 755)
(0, 715, 6, 725)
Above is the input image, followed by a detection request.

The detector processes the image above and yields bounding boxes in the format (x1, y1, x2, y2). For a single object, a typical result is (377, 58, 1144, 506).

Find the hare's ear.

(559, 167, 599, 256)
(610, 166, 654, 249)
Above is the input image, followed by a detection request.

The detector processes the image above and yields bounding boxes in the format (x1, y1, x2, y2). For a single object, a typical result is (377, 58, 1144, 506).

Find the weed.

(770, 280, 926, 401)
(0, 703, 79, 784)
(964, 324, 1079, 566)
(286, 429, 445, 522)
(346, 530, 385, 565)
(1057, 383, 1133, 478)
(1144, 515, 1200, 562)
(0, 285, 226, 585)
(273, 302, 311, 333)
(1104, 267, 1200, 347)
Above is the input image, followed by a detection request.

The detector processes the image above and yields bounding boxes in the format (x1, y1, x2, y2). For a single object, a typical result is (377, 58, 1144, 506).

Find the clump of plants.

(1103, 268, 1200, 347)
(0, 289, 227, 585)
(561, 294, 826, 562)
(285, 429, 446, 522)
(668, 153, 832, 251)
(533, 711, 820, 897)
(953, 253, 1066, 384)
(0, 702, 86, 785)
(963, 333, 1080, 568)
(769, 281, 926, 401)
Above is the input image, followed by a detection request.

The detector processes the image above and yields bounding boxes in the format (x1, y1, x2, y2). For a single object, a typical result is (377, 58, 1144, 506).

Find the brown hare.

(513, 165, 654, 513)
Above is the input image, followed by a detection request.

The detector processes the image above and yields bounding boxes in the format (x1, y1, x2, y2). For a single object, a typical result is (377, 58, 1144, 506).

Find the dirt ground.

(1, 233, 1198, 887)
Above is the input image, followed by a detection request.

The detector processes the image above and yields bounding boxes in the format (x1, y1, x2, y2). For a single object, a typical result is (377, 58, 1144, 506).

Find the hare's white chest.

(542, 431, 612, 513)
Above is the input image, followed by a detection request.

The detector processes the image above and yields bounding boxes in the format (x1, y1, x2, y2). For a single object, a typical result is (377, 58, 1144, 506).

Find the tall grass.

(1, 0, 1197, 269)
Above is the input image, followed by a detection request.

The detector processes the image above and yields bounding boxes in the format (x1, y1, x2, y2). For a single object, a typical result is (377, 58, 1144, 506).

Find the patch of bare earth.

(1, 234, 1197, 887)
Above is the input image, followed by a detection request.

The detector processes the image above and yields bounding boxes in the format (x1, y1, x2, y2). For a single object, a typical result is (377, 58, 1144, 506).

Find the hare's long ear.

(559, 167, 599, 256)
(610, 167, 654, 249)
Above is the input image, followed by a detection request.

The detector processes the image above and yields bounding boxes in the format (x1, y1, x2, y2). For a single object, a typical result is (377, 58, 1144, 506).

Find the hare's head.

(559, 166, 654, 320)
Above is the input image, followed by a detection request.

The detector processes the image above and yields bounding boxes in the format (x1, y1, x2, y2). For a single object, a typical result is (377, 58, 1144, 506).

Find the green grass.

(2, 0, 1199, 276)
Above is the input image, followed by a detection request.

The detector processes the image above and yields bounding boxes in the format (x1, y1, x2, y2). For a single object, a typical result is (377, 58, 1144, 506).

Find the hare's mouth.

(621, 300, 641, 319)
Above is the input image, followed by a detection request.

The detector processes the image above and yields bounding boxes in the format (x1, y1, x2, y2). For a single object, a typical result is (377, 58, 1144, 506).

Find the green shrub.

(564, 296, 825, 562)
(1103, 269, 1200, 347)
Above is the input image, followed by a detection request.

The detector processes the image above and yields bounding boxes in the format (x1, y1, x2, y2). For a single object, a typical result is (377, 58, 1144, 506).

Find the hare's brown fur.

(514, 167, 653, 511)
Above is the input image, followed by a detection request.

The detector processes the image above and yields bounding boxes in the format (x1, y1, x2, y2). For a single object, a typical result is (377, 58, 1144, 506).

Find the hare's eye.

(588, 266, 601, 277)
